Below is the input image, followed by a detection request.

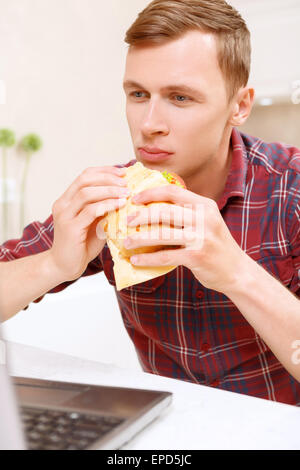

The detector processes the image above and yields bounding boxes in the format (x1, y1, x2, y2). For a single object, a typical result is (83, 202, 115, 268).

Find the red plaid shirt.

(1, 128, 300, 406)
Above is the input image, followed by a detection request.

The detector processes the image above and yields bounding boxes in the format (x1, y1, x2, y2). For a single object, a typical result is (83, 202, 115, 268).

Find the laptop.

(0, 328, 172, 450)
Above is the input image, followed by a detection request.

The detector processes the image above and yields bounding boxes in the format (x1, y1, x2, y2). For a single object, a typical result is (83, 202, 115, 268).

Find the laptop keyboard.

(21, 406, 125, 450)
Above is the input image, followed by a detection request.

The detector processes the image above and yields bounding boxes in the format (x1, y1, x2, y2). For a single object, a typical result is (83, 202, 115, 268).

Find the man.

(0, 0, 299, 405)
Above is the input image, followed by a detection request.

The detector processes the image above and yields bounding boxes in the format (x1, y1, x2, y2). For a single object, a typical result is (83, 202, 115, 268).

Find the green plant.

(19, 134, 43, 232)
(0, 129, 16, 240)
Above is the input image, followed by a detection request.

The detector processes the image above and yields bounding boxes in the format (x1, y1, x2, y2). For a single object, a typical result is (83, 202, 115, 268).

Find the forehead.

(124, 30, 225, 92)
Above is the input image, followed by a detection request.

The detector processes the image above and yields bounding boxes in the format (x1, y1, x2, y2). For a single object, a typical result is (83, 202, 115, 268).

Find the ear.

(229, 87, 255, 127)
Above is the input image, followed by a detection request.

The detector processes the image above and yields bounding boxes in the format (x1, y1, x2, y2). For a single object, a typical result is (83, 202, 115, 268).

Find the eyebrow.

(123, 80, 206, 100)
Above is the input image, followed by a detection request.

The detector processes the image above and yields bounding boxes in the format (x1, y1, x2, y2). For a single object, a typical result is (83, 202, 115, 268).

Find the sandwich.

(102, 162, 186, 290)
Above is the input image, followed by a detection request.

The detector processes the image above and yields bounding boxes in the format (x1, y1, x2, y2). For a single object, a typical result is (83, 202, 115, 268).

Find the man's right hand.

(48, 166, 130, 282)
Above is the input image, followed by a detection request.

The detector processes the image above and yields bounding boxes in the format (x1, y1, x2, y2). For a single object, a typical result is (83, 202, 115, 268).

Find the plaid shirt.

(1, 128, 300, 406)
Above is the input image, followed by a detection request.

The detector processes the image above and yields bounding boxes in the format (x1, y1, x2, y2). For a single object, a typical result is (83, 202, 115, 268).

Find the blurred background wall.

(233, 0, 300, 148)
(0, 0, 300, 242)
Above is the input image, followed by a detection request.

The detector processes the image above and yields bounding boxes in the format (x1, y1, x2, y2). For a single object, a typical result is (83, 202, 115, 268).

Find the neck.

(185, 134, 233, 202)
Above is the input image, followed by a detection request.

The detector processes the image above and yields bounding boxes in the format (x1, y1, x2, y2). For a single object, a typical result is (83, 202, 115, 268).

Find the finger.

(94, 197, 129, 218)
(127, 203, 195, 228)
(60, 167, 127, 207)
(124, 228, 197, 249)
(132, 185, 210, 207)
(75, 197, 128, 233)
(65, 186, 130, 219)
(130, 247, 186, 267)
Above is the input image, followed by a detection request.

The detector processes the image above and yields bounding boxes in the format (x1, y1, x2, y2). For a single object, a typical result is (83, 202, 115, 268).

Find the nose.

(140, 99, 169, 137)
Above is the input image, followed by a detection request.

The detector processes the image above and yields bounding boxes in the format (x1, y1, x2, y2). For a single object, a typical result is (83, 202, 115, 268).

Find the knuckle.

(78, 187, 89, 200)
(52, 199, 62, 215)
(77, 174, 88, 188)
(52, 200, 58, 214)
(78, 169, 92, 185)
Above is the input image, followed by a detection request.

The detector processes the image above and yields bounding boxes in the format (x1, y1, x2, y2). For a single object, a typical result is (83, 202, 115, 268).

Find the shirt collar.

(217, 127, 249, 211)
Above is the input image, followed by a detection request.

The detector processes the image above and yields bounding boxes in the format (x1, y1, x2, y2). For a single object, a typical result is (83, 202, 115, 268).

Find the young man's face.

(123, 30, 238, 181)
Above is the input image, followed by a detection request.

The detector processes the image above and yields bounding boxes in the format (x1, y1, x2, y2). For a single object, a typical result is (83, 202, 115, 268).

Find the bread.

(102, 162, 184, 290)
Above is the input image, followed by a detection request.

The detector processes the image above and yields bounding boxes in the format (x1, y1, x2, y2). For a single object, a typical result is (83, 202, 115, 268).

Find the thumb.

(86, 218, 106, 261)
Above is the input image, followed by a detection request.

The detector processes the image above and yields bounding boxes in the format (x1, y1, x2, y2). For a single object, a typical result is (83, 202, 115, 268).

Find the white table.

(5, 341, 300, 450)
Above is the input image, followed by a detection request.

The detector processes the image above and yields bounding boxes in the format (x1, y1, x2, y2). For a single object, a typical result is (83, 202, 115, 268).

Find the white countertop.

(5, 341, 300, 450)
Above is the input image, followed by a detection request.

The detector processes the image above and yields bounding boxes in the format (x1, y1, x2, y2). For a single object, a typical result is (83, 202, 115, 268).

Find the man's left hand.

(124, 185, 249, 294)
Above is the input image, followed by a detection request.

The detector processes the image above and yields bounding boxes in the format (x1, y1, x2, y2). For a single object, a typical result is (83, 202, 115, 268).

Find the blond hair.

(125, 0, 251, 102)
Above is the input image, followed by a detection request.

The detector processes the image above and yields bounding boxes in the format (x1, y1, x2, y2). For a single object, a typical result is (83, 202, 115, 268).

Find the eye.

(129, 91, 146, 99)
(173, 95, 190, 102)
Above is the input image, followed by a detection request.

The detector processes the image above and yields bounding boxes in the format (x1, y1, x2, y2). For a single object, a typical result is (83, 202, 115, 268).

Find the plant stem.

(20, 152, 32, 235)
(1, 146, 8, 241)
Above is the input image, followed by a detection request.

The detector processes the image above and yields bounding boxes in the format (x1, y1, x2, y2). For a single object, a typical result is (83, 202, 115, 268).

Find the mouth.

(138, 147, 174, 163)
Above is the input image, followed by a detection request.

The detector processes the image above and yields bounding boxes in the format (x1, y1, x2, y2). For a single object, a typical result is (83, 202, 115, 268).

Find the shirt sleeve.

(288, 199, 300, 298)
(0, 214, 103, 310)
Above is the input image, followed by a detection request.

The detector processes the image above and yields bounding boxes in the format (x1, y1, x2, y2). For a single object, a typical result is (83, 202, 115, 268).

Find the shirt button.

(210, 379, 220, 387)
(201, 342, 210, 353)
(196, 290, 204, 299)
